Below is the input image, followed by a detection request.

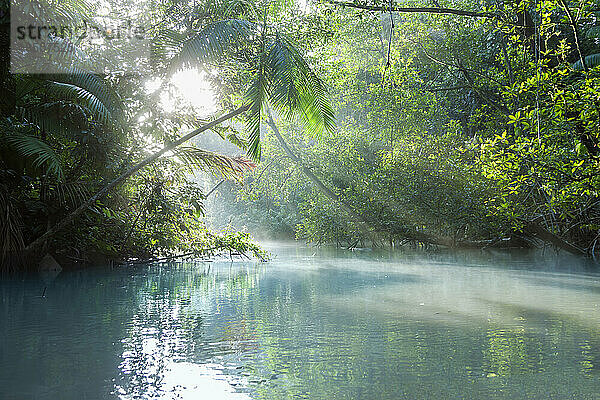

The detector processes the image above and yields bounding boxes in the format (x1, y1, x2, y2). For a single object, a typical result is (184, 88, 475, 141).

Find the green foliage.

(215, 0, 600, 255)
(207, 230, 269, 261)
(1, 129, 64, 179)
(4, 0, 600, 268)
(165, 11, 335, 160)
(3, 0, 344, 269)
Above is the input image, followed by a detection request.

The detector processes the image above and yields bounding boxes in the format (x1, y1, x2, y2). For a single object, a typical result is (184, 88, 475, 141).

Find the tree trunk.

(522, 220, 587, 256)
(266, 111, 449, 246)
(24, 104, 250, 258)
(266, 112, 591, 255)
(265, 111, 376, 238)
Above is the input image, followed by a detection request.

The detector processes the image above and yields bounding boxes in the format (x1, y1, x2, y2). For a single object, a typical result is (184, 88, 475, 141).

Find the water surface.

(2, 244, 600, 399)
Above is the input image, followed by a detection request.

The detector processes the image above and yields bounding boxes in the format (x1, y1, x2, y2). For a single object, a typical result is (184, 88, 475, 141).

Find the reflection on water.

(1, 244, 600, 399)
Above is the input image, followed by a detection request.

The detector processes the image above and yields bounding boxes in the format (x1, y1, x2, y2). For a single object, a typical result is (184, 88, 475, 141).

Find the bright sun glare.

(145, 69, 217, 115)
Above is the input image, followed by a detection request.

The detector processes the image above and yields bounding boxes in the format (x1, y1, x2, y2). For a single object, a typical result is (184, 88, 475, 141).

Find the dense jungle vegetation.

(1, 0, 600, 272)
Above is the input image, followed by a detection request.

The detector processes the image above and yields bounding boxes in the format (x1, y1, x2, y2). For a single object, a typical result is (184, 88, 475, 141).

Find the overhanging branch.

(326, 0, 496, 18)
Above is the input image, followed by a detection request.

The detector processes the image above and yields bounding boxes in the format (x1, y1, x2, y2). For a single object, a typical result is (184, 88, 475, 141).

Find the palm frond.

(573, 53, 600, 70)
(264, 36, 335, 140)
(173, 146, 255, 180)
(224, 0, 259, 19)
(174, 19, 257, 71)
(16, 68, 124, 134)
(243, 16, 270, 161)
(3, 133, 64, 179)
(43, 82, 113, 125)
(245, 69, 268, 160)
(152, 29, 188, 63)
(45, 36, 93, 67)
(266, 36, 300, 116)
(11, 34, 93, 73)
(52, 0, 94, 24)
(278, 36, 335, 137)
(169, 16, 335, 161)
(15, 75, 43, 99)
(19, 102, 89, 138)
(47, 67, 124, 121)
(48, 181, 92, 207)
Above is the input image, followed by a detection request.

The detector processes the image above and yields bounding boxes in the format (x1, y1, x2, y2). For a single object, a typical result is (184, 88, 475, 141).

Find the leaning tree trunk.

(24, 104, 251, 260)
(265, 111, 375, 239)
(266, 113, 367, 221)
(265, 111, 453, 245)
(522, 219, 587, 256)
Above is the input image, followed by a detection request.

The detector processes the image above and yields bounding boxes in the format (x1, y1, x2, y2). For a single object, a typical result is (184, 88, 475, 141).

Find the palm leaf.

(573, 53, 600, 70)
(48, 181, 92, 207)
(11, 34, 93, 74)
(3, 133, 64, 179)
(173, 19, 257, 72)
(45, 36, 92, 67)
(43, 82, 113, 125)
(266, 35, 335, 139)
(224, 0, 259, 19)
(173, 146, 255, 180)
(15, 75, 43, 99)
(52, 0, 94, 24)
(586, 26, 600, 38)
(16, 68, 124, 134)
(47, 67, 124, 121)
(169, 14, 335, 161)
(245, 69, 268, 160)
(152, 28, 188, 63)
(19, 102, 89, 138)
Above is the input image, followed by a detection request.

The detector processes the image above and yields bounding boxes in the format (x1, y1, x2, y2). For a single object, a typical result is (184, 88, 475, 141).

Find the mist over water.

(1, 243, 600, 399)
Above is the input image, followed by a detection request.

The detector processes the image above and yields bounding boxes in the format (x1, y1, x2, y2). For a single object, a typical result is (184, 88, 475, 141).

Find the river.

(1, 243, 600, 399)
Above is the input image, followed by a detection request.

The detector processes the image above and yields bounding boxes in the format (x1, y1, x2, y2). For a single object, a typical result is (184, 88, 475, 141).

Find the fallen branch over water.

(522, 220, 587, 256)
(126, 246, 267, 266)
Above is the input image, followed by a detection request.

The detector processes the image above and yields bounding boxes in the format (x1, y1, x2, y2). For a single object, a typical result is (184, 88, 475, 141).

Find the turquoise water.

(2, 244, 600, 399)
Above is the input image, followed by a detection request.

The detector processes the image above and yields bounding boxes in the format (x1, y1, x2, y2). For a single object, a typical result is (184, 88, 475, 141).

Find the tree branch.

(558, 0, 587, 73)
(425, 85, 470, 92)
(326, 0, 496, 18)
(25, 104, 251, 257)
(417, 44, 509, 114)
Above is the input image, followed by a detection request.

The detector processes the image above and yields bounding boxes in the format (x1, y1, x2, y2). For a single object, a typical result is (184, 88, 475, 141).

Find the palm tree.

(20, 0, 335, 262)
(0, 64, 129, 270)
